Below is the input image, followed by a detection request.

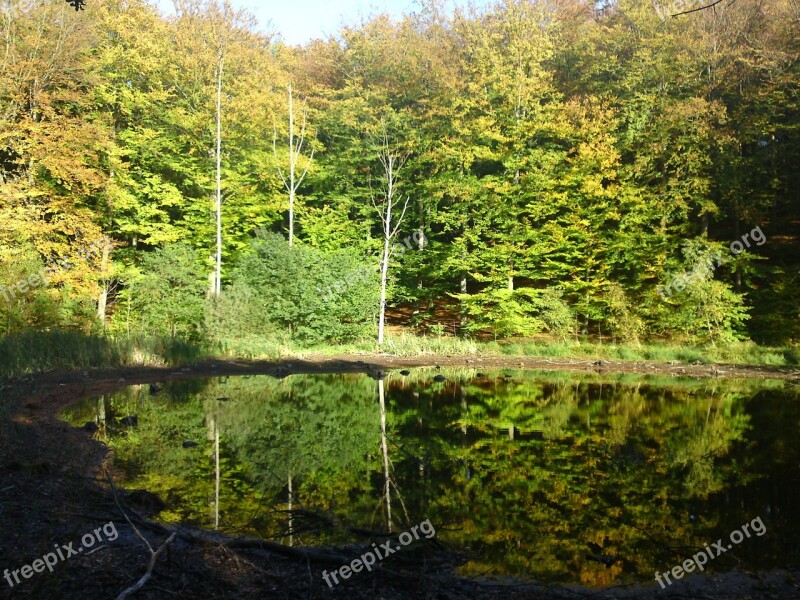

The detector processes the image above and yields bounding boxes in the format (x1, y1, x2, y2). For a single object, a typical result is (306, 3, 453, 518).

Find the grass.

(1, 328, 795, 427)
(296, 333, 798, 368)
(491, 339, 800, 367)
(210, 334, 297, 361)
(0, 330, 209, 380)
(213, 331, 799, 367)
(1, 330, 796, 384)
(360, 333, 480, 356)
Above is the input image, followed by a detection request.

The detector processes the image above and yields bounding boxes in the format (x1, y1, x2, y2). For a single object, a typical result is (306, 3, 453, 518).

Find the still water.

(62, 369, 800, 587)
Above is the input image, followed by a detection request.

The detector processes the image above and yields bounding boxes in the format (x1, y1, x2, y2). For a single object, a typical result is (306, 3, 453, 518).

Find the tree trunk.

(373, 125, 408, 346)
(96, 238, 111, 326)
(275, 84, 313, 249)
(288, 84, 295, 248)
(460, 274, 468, 328)
(214, 54, 224, 297)
(97, 286, 108, 326)
(378, 198, 392, 346)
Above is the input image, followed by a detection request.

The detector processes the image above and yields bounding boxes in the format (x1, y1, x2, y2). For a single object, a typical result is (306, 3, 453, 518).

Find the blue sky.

(153, 0, 482, 46)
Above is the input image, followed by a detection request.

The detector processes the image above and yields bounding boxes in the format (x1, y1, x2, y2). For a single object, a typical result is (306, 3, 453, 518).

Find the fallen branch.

(106, 472, 178, 600)
(115, 532, 176, 600)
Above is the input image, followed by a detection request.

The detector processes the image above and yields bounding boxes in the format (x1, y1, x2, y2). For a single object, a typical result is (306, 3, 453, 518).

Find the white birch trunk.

(214, 54, 224, 297)
(275, 84, 313, 249)
(377, 161, 393, 346)
(96, 238, 111, 326)
(373, 124, 410, 347)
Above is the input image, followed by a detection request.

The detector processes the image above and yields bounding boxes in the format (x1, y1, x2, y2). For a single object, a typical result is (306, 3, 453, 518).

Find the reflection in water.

(378, 377, 392, 532)
(377, 376, 412, 534)
(61, 370, 800, 587)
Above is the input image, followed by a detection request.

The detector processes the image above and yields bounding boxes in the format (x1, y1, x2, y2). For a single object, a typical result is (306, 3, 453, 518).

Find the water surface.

(62, 369, 800, 587)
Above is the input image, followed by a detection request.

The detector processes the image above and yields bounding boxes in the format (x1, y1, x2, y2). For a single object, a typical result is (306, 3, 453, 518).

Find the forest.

(1, 0, 799, 367)
(2, 3, 800, 597)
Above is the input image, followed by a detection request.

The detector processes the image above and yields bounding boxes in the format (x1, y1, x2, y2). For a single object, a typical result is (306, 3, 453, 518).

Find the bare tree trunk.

(286, 84, 295, 247)
(378, 194, 392, 346)
(214, 54, 224, 297)
(460, 274, 467, 328)
(97, 286, 108, 326)
(416, 202, 425, 307)
(275, 84, 313, 249)
(373, 123, 409, 347)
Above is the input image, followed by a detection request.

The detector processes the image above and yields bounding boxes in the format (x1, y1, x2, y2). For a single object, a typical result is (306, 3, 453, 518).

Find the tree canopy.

(1, 0, 797, 345)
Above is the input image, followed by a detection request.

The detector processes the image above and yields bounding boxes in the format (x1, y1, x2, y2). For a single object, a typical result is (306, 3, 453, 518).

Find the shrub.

(224, 233, 378, 344)
(455, 287, 576, 340)
(128, 243, 207, 339)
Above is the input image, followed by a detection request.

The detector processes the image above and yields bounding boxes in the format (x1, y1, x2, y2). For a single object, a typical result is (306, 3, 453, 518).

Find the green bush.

(128, 243, 207, 339)
(223, 233, 379, 344)
(456, 287, 576, 340)
(649, 243, 751, 344)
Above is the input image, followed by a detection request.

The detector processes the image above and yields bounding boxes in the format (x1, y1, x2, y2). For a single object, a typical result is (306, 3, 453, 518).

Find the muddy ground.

(1, 354, 798, 599)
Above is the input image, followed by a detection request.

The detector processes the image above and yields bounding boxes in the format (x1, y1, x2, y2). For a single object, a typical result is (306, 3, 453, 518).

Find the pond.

(61, 369, 800, 587)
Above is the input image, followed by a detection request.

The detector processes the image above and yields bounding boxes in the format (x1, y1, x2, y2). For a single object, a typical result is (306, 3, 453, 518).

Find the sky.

(154, 0, 479, 46)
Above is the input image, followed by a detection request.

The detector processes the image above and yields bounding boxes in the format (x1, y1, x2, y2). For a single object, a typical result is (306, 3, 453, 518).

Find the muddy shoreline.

(1, 355, 798, 599)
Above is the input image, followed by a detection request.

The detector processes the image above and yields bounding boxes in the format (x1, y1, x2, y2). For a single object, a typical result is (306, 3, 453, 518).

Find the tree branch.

(671, 0, 736, 18)
(115, 532, 176, 600)
(105, 473, 177, 600)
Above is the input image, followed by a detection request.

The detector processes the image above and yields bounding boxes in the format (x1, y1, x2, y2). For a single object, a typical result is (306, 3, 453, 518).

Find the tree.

(223, 233, 378, 343)
(214, 47, 224, 296)
(131, 243, 206, 338)
(0, 0, 111, 329)
(372, 121, 411, 346)
(274, 84, 314, 248)
(170, 0, 267, 296)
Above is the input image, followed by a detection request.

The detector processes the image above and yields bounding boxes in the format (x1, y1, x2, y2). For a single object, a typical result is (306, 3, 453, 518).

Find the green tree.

(130, 243, 206, 338)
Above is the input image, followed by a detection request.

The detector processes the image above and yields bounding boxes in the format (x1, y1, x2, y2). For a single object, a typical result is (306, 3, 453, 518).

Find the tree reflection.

(60, 372, 798, 586)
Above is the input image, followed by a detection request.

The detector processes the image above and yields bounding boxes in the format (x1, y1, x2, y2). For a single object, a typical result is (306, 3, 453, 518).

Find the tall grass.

(299, 334, 798, 367)
(0, 330, 209, 380)
(210, 334, 295, 360)
(1, 330, 795, 384)
(494, 339, 799, 366)
(372, 333, 479, 356)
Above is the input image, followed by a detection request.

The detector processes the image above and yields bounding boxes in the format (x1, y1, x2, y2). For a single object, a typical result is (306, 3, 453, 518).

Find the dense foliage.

(1, 0, 798, 346)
